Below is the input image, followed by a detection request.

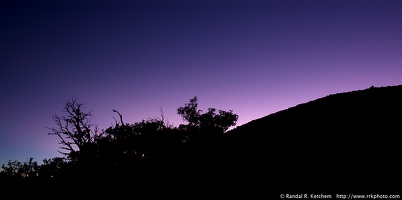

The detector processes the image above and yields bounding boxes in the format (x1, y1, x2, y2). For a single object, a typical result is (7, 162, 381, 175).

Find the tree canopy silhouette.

(1, 96, 239, 186)
(177, 96, 238, 134)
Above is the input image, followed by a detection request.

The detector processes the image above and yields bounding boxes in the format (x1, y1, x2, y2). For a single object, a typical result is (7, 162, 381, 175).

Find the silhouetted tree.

(47, 98, 100, 162)
(176, 96, 239, 166)
(177, 96, 202, 127)
(177, 96, 239, 135)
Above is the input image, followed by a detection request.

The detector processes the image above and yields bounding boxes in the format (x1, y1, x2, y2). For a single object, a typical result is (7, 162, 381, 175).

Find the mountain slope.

(224, 84, 402, 193)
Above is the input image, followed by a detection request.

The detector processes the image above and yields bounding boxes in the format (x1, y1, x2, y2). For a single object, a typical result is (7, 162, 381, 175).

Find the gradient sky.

(1, 0, 402, 166)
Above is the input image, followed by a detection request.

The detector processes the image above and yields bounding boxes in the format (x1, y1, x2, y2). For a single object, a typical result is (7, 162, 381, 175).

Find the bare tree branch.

(112, 109, 124, 125)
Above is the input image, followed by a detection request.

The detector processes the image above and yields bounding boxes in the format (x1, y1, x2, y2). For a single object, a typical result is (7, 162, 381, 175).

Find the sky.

(1, 0, 402, 166)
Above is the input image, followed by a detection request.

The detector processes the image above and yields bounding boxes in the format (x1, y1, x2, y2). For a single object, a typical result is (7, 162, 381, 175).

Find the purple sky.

(1, 0, 402, 166)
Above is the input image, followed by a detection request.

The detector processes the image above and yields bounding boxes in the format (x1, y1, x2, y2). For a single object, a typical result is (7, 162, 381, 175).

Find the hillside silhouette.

(1, 85, 401, 197)
(225, 84, 402, 194)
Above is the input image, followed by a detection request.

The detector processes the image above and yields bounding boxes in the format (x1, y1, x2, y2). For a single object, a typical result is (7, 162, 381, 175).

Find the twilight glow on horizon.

(1, 0, 402, 166)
